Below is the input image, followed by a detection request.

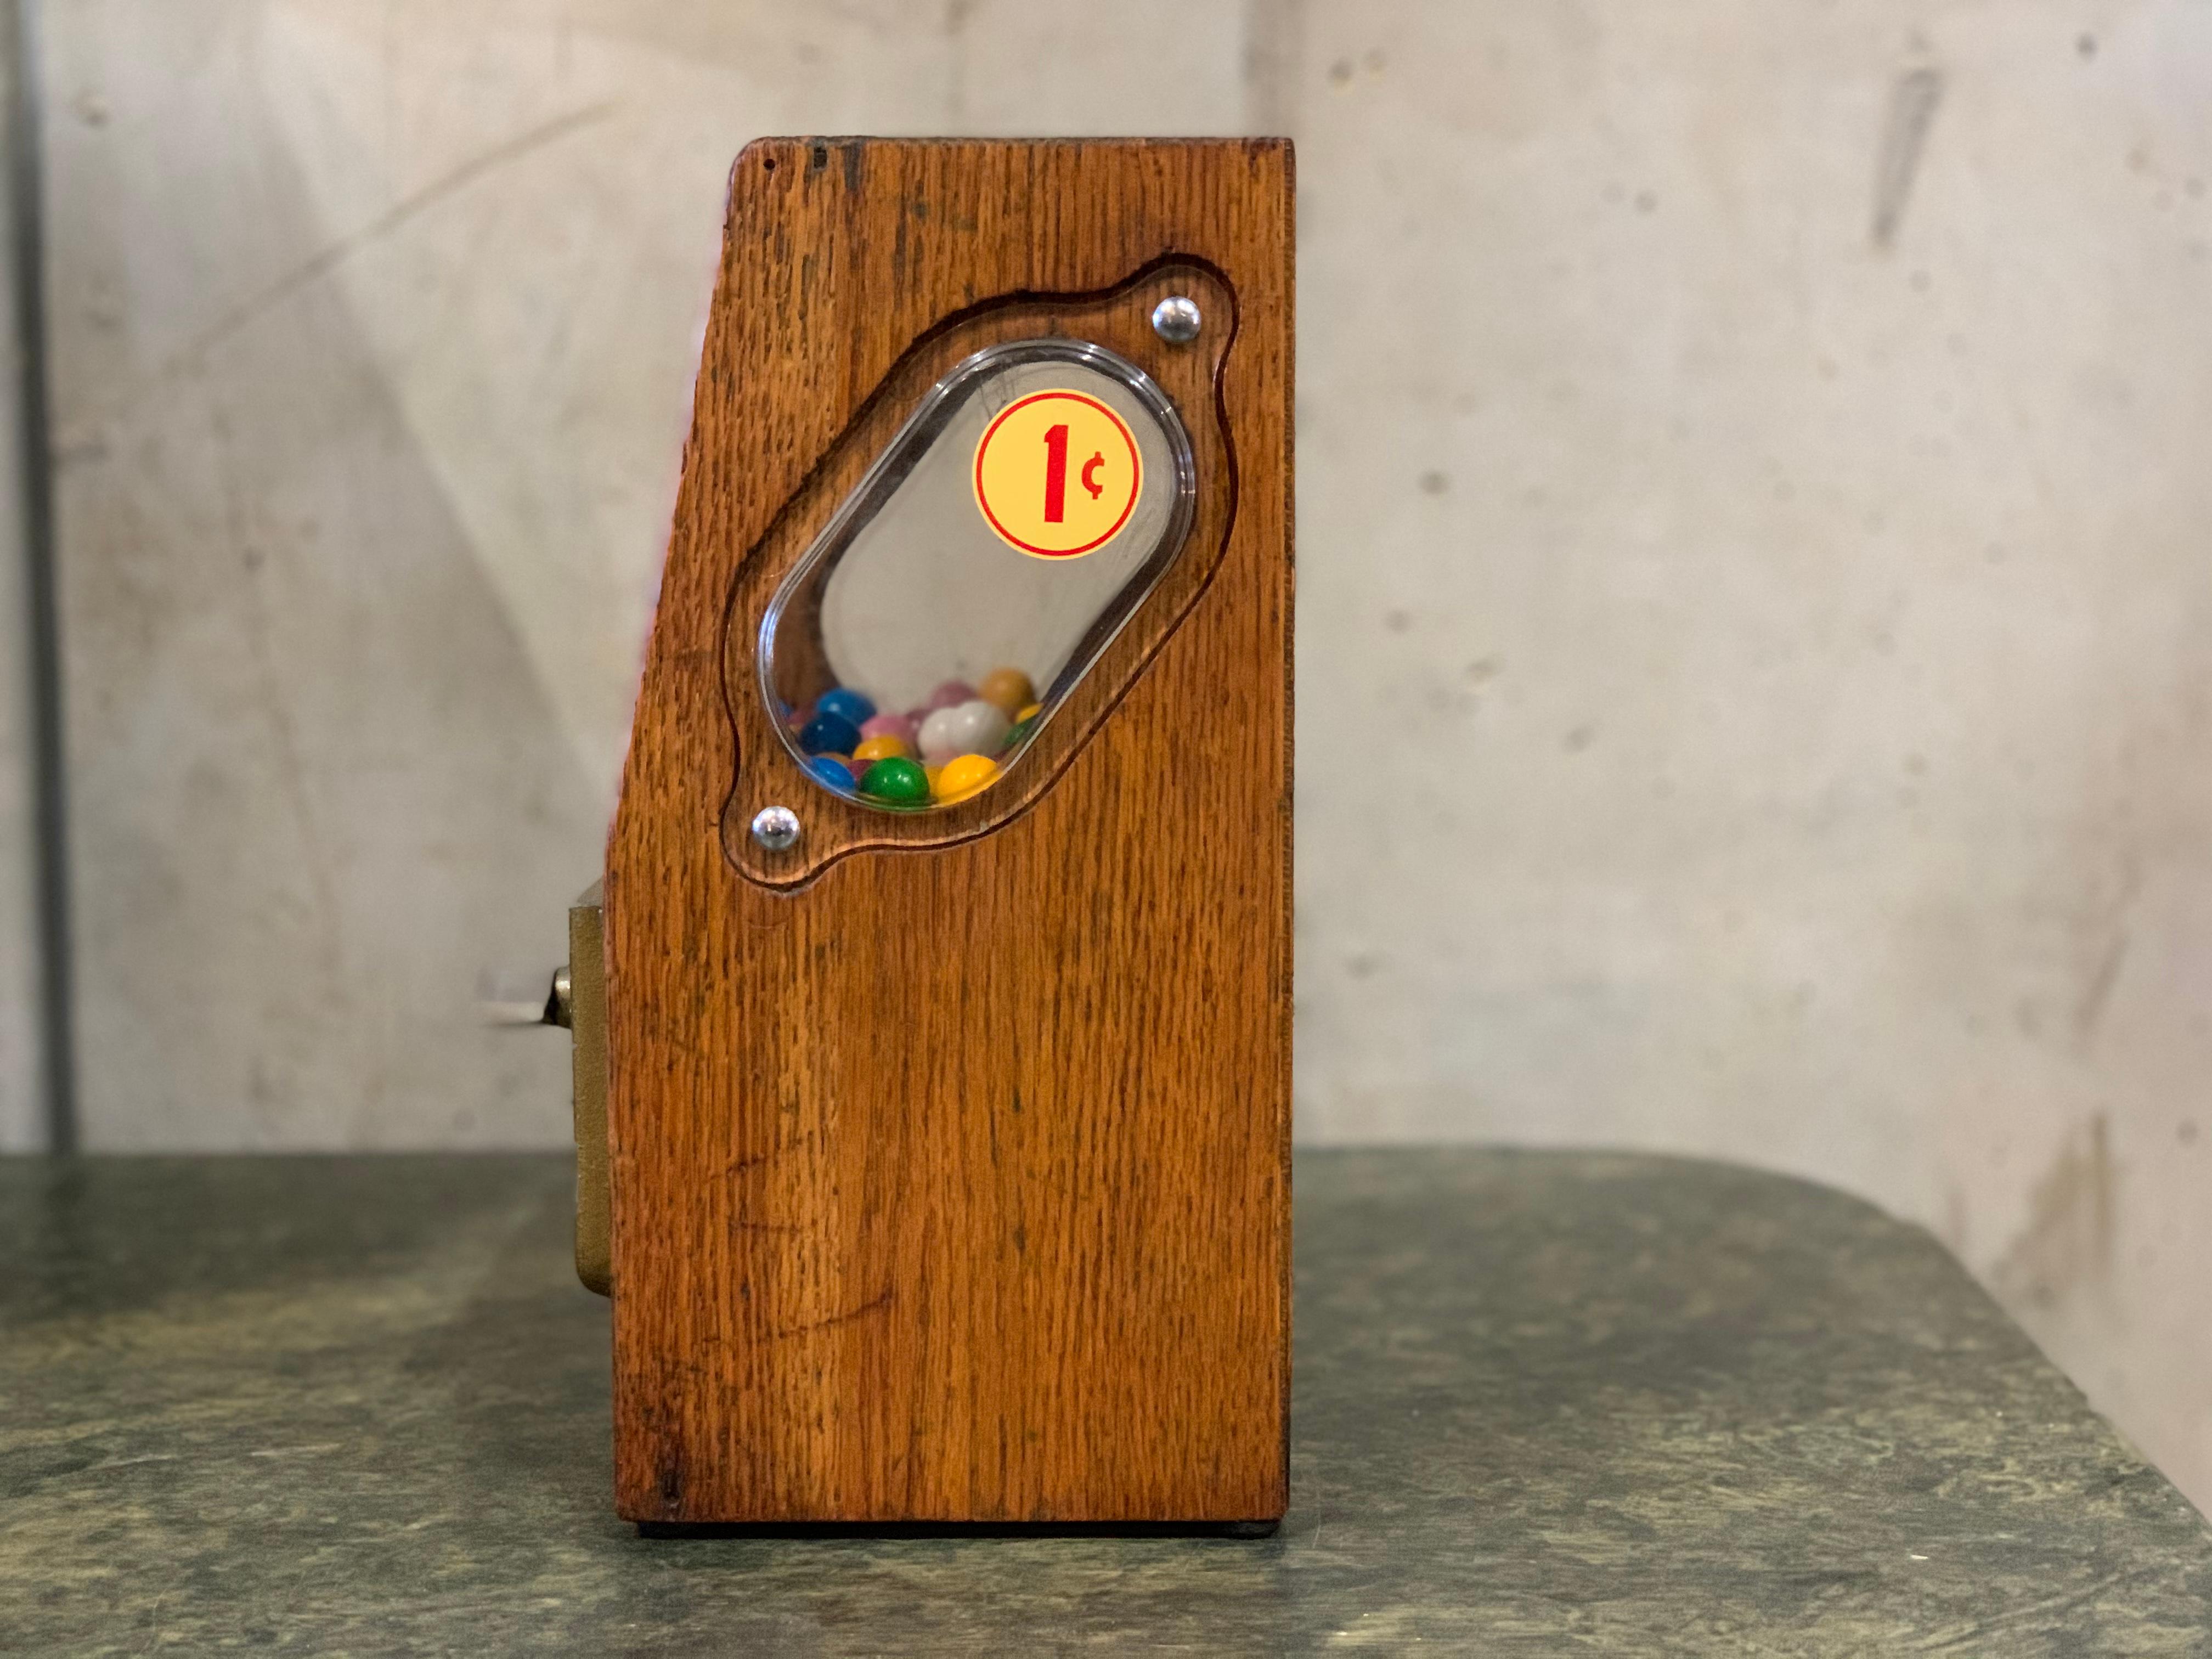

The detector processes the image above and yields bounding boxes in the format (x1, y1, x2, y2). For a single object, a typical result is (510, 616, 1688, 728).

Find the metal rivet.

(1151, 295, 1201, 343)
(750, 805, 801, 851)
(545, 967, 573, 1029)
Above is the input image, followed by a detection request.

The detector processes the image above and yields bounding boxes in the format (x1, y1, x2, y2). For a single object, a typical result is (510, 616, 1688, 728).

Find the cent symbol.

(973, 390, 1143, 558)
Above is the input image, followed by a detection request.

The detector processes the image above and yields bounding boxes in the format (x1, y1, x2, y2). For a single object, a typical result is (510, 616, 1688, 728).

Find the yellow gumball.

(1015, 702, 1042, 723)
(935, 753, 999, 802)
(977, 667, 1036, 718)
(924, 764, 944, 793)
(853, 733, 912, 763)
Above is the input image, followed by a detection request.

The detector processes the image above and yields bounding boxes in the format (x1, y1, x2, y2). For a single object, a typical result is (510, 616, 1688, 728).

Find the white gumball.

(919, 698, 1011, 763)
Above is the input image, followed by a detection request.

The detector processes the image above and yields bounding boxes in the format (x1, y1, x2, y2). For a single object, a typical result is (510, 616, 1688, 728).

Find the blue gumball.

(814, 686, 877, 726)
(799, 711, 862, 756)
(806, 755, 856, 791)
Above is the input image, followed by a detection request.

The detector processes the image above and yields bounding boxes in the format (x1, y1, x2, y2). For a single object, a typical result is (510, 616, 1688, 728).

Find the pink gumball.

(860, 712, 917, 747)
(927, 679, 977, 712)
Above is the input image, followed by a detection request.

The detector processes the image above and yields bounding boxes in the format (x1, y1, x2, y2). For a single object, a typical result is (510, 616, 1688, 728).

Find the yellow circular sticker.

(973, 390, 1142, 559)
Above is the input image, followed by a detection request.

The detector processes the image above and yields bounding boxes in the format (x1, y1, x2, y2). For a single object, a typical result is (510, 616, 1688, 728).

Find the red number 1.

(1042, 422, 1069, 522)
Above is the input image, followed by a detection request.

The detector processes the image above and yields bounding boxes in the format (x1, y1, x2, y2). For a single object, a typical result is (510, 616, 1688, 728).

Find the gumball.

(859, 755, 931, 805)
(1015, 703, 1042, 724)
(805, 754, 855, 790)
(924, 764, 944, 793)
(853, 733, 912, 764)
(919, 698, 1011, 763)
(935, 753, 999, 802)
(860, 712, 917, 748)
(918, 707, 960, 761)
(1001, 716, 1035, 753)
(926, 679, 977, 712)
(814, 686, 876, 726)
(798, 710, 862, 756)
(977, 667, 1036, 718)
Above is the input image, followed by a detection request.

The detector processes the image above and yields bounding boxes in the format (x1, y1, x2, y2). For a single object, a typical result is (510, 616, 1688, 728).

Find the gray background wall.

(0, 5, 43, 1153)
(7, 0, 2208, 1513)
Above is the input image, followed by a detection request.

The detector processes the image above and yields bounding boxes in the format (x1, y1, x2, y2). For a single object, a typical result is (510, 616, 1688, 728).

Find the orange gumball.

(977, 667, 1036, 718)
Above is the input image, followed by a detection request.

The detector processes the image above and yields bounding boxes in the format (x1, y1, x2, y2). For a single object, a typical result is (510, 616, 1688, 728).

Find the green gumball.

(859, 756, 931, 806)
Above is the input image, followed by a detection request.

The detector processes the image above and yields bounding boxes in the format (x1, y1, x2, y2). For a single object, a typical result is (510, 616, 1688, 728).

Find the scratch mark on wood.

(771, 1288, 893, 1340)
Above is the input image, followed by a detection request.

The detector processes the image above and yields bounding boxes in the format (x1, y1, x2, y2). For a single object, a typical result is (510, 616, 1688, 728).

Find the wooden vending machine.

(566, 138, 1293, 1527)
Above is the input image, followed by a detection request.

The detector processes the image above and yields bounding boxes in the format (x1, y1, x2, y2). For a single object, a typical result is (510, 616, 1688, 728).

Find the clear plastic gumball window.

(759, 340, 1197, 811)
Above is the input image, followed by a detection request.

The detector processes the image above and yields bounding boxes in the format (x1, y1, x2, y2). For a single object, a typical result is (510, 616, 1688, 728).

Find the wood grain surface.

(603, 138, 1292, 1523)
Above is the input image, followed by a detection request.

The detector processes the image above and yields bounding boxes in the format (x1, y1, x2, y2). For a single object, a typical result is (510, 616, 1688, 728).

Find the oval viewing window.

(759, 340, 1197, 811)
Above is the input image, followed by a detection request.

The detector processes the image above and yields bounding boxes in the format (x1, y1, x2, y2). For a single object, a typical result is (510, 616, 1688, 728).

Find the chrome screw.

(750, 805, 802, 851)
(1151, 295, 1201, 343)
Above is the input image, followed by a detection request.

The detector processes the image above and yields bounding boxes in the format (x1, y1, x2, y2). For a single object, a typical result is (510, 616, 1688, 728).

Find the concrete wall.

(37, 1, 2212, 1508)
(0, 5, 43, 1151)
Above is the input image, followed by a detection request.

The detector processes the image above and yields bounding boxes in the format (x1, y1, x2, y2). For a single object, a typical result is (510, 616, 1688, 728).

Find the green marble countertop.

(3, 1149, 2207, 1655)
